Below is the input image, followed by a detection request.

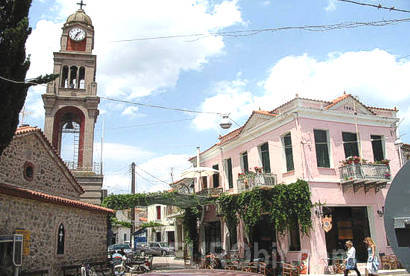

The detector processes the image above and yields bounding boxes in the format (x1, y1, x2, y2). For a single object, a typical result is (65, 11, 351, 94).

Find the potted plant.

(254, 166, 263, 174)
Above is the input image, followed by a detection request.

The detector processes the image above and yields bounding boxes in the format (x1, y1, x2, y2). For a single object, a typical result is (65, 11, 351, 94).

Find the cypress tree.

(0, 0, 57, 155)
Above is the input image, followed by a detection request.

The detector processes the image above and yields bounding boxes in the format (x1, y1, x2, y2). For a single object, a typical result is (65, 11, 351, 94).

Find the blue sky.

(24, 0, 410, 194)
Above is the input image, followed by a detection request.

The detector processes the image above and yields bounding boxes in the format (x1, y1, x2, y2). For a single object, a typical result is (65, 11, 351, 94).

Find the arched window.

(69, 66, 78, 89)
(57, 223, 65, 255)
(79, 66, 85, 89)
(61, 66, 68, 88)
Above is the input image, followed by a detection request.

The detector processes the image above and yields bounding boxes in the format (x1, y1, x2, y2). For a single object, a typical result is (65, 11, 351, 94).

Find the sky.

(24, 0, 410, 194)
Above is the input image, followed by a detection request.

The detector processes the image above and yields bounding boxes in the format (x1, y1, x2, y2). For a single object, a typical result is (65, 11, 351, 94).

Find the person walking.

(344, 240, 361, 276)
(364, 237, 379, 276)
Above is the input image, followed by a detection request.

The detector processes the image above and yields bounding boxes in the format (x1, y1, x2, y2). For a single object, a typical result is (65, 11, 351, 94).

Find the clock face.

(69, 27, 86, 42)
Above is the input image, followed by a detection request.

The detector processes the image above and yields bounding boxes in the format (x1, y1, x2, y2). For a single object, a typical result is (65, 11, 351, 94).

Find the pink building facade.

(192, 94, 401, 274)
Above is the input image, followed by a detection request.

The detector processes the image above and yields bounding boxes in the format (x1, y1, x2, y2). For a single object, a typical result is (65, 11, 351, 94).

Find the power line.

(136, 165, 169, 185)
(336, 0, 410, 13)
(0, 75, 48, 86)
(100, 96, 223, 115)
(104, 118, 194, 130)
(110, 17, 410, 43)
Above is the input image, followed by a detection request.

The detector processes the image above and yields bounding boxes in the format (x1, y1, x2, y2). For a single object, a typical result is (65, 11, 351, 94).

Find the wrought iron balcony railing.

(237, 173, 277, 192)
(339, 163, 390, 193)
(197, 187, 223, 197)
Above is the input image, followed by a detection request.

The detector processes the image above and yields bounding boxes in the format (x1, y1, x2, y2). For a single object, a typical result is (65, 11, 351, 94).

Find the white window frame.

(370, 134, 385, 161)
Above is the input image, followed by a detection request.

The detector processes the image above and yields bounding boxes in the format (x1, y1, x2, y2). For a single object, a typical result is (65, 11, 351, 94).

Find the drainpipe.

(294, 112, 306, 179)
(196, 147, 200, 192)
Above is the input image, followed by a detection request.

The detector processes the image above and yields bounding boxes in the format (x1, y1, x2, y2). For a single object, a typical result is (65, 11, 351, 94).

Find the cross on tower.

(77, 0, 86, 10)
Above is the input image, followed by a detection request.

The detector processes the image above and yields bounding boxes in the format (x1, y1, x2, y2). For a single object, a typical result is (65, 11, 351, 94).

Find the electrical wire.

(136, 165, 169, 185)
(100, 96, 223, 115)
(0, 75, 48, 86)
(105, 118, 194, 130)
(336, 0, 410, 13)
(110, 17, 410, 43)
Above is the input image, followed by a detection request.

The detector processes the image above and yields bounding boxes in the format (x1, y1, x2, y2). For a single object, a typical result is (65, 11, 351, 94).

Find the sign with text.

(15, 229, 30, 256)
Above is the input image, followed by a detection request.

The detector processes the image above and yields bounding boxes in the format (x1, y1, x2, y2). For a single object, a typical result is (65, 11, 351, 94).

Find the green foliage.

(110, 217, 132, 228)
(182, 206, 201, 261)
(102, 190, 209, 209)
(216, 179, 313, 239)
(0, 0, 58, 156)
(141, 221, 164, 230)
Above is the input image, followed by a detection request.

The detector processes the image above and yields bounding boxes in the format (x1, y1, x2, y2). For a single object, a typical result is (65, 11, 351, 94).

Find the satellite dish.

(219, 115, 232, 129)
(384, 161, 410, 272)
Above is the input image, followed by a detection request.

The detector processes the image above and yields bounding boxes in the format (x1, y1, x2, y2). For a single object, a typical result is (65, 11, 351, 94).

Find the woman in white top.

(344, 240, 361, 276)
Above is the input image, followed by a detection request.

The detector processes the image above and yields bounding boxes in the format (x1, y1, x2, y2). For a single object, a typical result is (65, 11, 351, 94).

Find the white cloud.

(121, 106, 140, 117)
(26, 0, 243, 104)
(194, 49, 410, 130)
(325, 0, 336, 11)
(94, 142, 154, 162)
(103, 154, 191, 194)
(193, 77, 256, 130)
(262, 1, 271, 6)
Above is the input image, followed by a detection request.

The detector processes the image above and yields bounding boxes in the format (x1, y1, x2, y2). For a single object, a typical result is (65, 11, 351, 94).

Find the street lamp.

(219, 114, 232, 129)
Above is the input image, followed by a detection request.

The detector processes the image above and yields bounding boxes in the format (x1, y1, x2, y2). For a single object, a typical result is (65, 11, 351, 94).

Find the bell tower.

(42, 3, 105, 204)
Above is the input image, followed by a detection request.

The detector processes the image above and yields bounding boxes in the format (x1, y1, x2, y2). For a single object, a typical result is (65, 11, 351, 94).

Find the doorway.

(167, 231, 175, 248)
(205, 221, 222, 254)
(251, 215, 277, 262)
(325, 207, 370, 262)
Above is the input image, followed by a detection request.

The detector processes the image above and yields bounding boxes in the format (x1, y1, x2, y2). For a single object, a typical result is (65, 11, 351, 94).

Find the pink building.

(191, 93, 401, 274)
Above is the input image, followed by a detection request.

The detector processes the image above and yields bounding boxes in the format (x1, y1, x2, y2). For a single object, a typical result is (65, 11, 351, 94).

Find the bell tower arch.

(42, 4, 104, 205)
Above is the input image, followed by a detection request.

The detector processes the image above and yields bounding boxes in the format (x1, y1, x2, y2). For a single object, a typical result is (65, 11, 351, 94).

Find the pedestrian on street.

(343, 240, 360, 276)
(364, 237, 379, 276)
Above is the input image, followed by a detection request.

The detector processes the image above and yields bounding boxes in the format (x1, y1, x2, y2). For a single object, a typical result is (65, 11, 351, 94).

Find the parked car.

(140, 242, 174, 256)
(108, 243, 133, 256)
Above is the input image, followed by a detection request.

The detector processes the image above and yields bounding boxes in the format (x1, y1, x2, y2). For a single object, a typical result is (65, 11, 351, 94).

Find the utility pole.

(131, 162, 136, 248)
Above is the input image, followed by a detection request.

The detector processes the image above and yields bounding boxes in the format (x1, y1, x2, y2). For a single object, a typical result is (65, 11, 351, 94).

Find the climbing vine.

(110, 217, 132, 228)
(102, 190, 208, 209)
(218, 193, 239, 245)
(216, 179, 313, 238)
(182, 206, 201, 260)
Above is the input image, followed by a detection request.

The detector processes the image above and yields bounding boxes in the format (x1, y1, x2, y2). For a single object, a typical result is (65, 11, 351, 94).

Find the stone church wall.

(0, 193, 108, 274)
(0, 133, 82, 200)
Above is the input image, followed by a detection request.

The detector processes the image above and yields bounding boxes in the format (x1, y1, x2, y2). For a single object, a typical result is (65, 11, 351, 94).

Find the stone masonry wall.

(0, 193, 108, 274)
(0, 133, 81, 200)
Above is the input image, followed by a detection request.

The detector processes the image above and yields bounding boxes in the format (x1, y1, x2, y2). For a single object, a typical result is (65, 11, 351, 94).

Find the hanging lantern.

(219, 115, 232, 129)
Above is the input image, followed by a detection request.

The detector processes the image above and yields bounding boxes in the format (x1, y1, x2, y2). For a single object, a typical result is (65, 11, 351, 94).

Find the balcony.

(64, 161, 102, 175)
(197, 187, 223, 197)
(237, 173, 277, 192)
(339, 163, 390, 193)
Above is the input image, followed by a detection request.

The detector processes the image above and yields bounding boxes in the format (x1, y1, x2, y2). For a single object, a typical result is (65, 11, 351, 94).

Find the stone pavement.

(123, 257, 409, 275)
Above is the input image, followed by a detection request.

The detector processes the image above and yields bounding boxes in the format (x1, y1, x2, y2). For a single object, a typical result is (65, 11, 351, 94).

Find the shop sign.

(15, 228, 30, 256)
(322, 215, 332, 232)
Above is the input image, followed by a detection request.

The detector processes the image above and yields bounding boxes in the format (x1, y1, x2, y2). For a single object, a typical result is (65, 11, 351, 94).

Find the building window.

(156, 206, 161, 220)
(57, 223, 65, 255)
(226, 158, 233, 189)
(240, 151, 249, 173)
(289, 226, 301, 251)
(314, 129, 330, 168)
(283, 134, 294, 171)
(124, 233, 127, 242)
(156, 232, 161, 242)
(212, 164, 219, 188)
(260, 143, 271, 173)
(342, 132, 359, 158)
(23, 161, 34, 181)
(371, 135, 384, 161)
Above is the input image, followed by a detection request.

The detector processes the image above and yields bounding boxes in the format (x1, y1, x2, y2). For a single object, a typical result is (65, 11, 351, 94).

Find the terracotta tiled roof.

(0, 182, 114, 214)
(219, 126, 243, 145)
(14, 125, 85, 194)
(253, 110, 278, 117)
(139, 217, 148, 222)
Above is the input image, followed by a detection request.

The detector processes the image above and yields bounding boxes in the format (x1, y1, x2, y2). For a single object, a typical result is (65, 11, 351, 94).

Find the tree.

(0, 0, 57, 156)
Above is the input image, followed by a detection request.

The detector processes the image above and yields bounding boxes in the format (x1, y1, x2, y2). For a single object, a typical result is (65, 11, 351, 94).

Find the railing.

(64, 161, 102, 174)
(339, 163, 390, 182)
(237, 173, 277, 192)
(197, 187, 223, 197)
